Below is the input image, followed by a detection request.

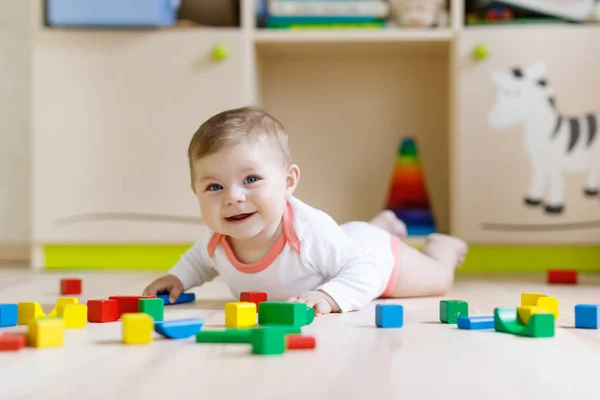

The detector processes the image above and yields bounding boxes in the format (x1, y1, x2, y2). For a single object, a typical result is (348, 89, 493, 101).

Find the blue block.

(457, 316, 494, 330)
(575, 304, 600, 329)
(157, 292, 196, 305)
(376, 304, 403, 328)
(155, 318, 204, 339)
(0, 304, 18, 327)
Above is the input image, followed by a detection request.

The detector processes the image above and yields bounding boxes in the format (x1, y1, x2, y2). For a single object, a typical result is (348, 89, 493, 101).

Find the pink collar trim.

(206, 202, 300, 274)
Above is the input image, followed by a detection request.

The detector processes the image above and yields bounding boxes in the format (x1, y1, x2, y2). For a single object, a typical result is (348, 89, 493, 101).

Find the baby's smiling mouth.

(225, 212, 257, 222)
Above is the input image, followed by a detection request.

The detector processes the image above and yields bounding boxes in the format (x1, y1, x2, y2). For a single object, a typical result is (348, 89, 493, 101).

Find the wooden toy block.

(457, 316, 494, 330)
(87, 299, 119, 323)
(155, 318, 204, 339)
(108, 295, 156, 318)
(258, 302, 315, 327)
(60, 278, 82, 295)
(0, 304, 18, 327)
(494, 307, 554, 338)
(520, 292, 546, 306)
(439, 300, 468, 324)
(28, 317, 65, 348)
(138, 298, 164, 321)
(57, 304, 87, 329)
(196, 329, 253, 344)
(0, 333, 26, 351)
(375, 304, 403, 328)
(286, 335, 316, 350)
(121, 313, 153, 344)
(18, 302, 45, 326)
(517, 306, 549, 325)
(547, 269, 577, 284)
(240, 291, 268, 310)
(156, 291, 195, 305)
(251, 326, 291, 355)
(48, 297, 79, 317)
(225, 302, 257, 328)
(575, 304, 600, 329)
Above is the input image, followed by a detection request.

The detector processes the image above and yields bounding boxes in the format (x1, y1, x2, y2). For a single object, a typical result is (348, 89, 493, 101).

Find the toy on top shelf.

(390, 0, 449, 27)
(60, 278, 81, 295)
(385, 137, 437, 237)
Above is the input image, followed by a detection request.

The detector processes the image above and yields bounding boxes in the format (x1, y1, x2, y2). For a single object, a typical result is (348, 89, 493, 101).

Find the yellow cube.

(517, 306, 551, 325)
(28, 317, 65, 348)
(58, 304, 87, 329)
(225, 302, 256, 328)
(122, 313, 153, 344)
(520, 292, 546, 306)
(536, 296, 558, 319)
(18, 302, 45, 325)
(49, 297, 79, 317)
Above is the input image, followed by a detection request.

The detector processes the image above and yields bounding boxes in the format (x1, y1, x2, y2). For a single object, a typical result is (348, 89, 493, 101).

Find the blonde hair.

(188, 106, 291, 181)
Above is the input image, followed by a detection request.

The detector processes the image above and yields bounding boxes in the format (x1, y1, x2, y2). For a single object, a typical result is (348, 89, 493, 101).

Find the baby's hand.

(142, 274, 184, 304)
(287, 290, 340, 316)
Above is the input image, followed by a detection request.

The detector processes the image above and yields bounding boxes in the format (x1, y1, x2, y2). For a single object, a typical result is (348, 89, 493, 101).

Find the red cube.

(240, 291, 267, 310)
(61, 279, 82, 295)
(547, 269, 577, 284)
(286, 335, 316, 350)
(0, 333, 26, 351)
(108, 295, 156, 318)
(87, 299, 120, 323)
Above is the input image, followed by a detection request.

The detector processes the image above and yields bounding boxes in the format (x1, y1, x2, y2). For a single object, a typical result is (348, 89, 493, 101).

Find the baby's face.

(191, 139, 295, 240)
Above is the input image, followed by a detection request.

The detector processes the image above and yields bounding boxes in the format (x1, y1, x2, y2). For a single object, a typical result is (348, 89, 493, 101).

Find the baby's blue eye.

(206, 184, 223, 191)
(245, 175, 260, 184)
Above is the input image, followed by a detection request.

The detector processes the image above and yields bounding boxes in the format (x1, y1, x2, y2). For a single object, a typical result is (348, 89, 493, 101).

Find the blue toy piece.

(157, 292, 196, 305)
(155, 318, 204, 339)
(375, 304, 403, 328)
(457, 316, 494, 330)
(575, 304, 600, 329)
(0, 304, 18, 327)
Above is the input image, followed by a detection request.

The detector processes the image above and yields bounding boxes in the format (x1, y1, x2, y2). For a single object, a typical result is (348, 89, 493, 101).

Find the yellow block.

(517, 306, 549, 325)
(28, 317, 65, 348)
(536, 296, 558, 319)
(225, 302, 257, 328)
(18, 302, 45, 325)
(520, 293, 547, 306)
(49, 297, 79, 317)
(122, 313, 153, 344)
(57, 304, 87, 329)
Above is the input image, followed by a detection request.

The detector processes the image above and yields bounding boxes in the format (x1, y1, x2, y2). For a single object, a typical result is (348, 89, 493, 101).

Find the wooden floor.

(1, 268, 599, 400)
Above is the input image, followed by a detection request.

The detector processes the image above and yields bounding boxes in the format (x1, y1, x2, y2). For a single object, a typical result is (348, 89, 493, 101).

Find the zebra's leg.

(524, 164, 545, 206)
(545, 167, 564, 213)
(584, 164, 598, 197)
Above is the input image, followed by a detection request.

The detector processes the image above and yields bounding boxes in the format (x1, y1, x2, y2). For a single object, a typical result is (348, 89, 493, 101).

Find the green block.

(196, 329, 253, 343)
(251, 327, 290, 355)
(138, 298, 164, 322)
(439, 300, 468, 323)
(258, 302, 315, 327)
(494, 307, 555, 338)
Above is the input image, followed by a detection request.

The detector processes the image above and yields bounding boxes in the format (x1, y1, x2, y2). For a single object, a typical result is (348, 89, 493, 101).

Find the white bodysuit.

(168, 196, 400, 312)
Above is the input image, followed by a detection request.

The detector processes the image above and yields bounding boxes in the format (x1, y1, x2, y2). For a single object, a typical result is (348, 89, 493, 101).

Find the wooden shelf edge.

(253, 28, 454, 43)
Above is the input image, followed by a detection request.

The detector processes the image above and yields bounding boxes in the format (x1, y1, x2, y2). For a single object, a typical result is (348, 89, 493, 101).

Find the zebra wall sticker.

(487, 61, 600, 215)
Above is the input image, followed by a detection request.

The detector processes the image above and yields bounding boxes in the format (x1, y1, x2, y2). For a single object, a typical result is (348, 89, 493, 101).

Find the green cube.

(258, 302, 315, 327)
(138, 298, 164, 321)
(251, 327, 290, 355)
(439, 300, 468, 324)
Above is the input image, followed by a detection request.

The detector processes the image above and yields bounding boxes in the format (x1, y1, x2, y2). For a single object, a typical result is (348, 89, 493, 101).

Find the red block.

(286, 335, 316, 350)
(108, 296, 156, 317)
(547, 270, 578, 284)
(61, 279, 82, 295)
(0, 333, 26, 351)
(87, 299, 120, 323)
(240, 291, 268, 310)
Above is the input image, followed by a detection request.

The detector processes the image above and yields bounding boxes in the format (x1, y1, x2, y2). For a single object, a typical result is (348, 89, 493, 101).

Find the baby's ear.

(285, 164, 301, 198)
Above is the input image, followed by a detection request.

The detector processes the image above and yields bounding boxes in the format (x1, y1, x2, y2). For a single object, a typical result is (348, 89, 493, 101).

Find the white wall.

(0, 0, 31, 243)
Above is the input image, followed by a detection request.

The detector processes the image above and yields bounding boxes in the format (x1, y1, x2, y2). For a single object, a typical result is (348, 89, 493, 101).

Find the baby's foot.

(369, 210, 407, 238)
(422, 233, 468, 268)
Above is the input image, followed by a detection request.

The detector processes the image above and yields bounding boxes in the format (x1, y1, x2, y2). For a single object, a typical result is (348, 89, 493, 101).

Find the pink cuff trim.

(380, 235, 400, 298)
(206, 201, 300, 274)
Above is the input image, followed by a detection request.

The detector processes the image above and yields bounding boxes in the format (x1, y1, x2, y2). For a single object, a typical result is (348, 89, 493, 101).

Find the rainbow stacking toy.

(385, 137, 436, 236)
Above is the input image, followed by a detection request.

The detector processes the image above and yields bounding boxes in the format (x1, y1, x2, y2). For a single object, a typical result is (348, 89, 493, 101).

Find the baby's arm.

(143, 234, 218, 303)
(298, 217, 383, 314)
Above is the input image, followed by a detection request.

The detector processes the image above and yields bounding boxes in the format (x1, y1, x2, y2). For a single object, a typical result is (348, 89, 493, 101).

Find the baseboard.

(0, 244, 30, 265)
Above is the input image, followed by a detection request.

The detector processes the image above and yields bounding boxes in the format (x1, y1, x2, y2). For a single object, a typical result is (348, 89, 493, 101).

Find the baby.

(143, 106, 467, 315)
